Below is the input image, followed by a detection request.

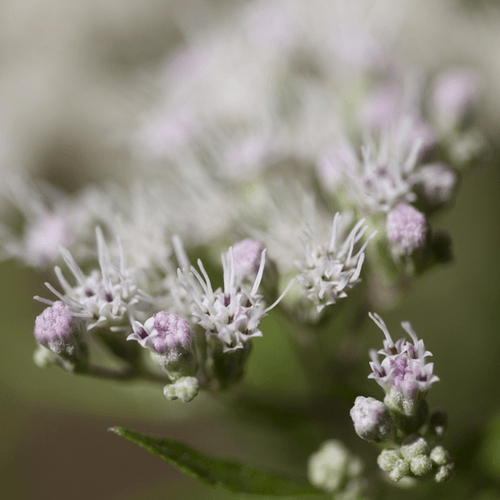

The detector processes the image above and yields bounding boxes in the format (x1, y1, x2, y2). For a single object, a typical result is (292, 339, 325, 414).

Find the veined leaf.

(110, 427, 322, 496)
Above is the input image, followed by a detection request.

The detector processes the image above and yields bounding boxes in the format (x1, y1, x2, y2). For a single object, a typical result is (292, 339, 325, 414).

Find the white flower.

(36, 227, 149, 330)
(323, 119, 425, 215)
(178, 245, 268, 352)
(296, 213, 376, 312)
(0, 176, 95, 268)
(368, 313, 439, 416)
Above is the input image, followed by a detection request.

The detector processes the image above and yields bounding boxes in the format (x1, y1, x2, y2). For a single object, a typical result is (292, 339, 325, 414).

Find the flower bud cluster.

(308, 440, 366, 498)
(377, 435, 454, 484)
(350, 313, 453, 484)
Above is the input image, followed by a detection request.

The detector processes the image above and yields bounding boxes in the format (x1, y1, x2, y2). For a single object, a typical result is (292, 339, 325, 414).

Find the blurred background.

(1, 0, 500, 499)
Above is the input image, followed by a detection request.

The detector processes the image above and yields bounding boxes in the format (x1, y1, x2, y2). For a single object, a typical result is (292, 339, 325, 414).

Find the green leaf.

(110, 427, 322, 496)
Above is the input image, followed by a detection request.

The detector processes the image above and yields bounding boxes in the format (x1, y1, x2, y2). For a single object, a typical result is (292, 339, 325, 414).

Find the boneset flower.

(296, 213, 376, 314)
(321, 120, 423, 215)
(36, 227, 147, 331)
(33, 301, 87, 371)
(368, 313, 439, 417)
(178, 245, 268, 352)
(128, 311, 197, 380)
(355, 313, 453, 484)
(386, 203, 427, 256)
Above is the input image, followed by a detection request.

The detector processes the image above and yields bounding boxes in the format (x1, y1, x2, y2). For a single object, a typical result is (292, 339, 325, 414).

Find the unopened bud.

(430, 446, 451, 466)
(307, 440, 363, 493)
(128, 312, 197, 380)
(386, 204, 427, 256)
(435, 464, 454, 483)
(33, 301, 87, 370)
(350, 396, 396, 442)
(388, 459, 410, 482)
(163, 376, 199, 402)
(400, 435, 429, 461)
(410, 455, 433, 476)
(377, 449, 401, 472)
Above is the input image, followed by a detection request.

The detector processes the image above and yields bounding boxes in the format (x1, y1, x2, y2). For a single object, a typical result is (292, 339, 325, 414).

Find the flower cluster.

(1, 0, 486, 493)
(31, 232, 277, 397)
(350, 313, 453, 484)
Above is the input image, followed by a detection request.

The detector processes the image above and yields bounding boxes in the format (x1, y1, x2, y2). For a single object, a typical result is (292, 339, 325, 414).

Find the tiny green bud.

(377, 449, 401, 472)
(400, 434, 429, 461)
(163, 376, 199, 402)
(435, 464, 454, 483)
(410, 455, 433, 476)
(430, 446, 451, 466)
(388, 459, 410, 482)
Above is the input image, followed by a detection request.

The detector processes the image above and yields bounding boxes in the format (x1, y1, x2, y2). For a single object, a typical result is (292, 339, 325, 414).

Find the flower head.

(128, 311, 197, 379)
(36, 227, 148, 331)
(368, 313, 439, 415)
(350, 396, 396, 443)
(33, 301, 87, 371)
(412, 162, 458, 209)
(386, 203, 427, 256)
(34, 301, 83, 355)
(178, 244, 267, 352)
(321, 119, 424, 215)
(308, 440, 364, 495)
(296, 213, 376, 313)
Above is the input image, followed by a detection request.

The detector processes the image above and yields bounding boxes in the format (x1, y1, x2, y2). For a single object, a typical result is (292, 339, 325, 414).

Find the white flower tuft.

(295, 213, 376, 312)
(35, 227, 149, 331)
(178, 245, 268, 352)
